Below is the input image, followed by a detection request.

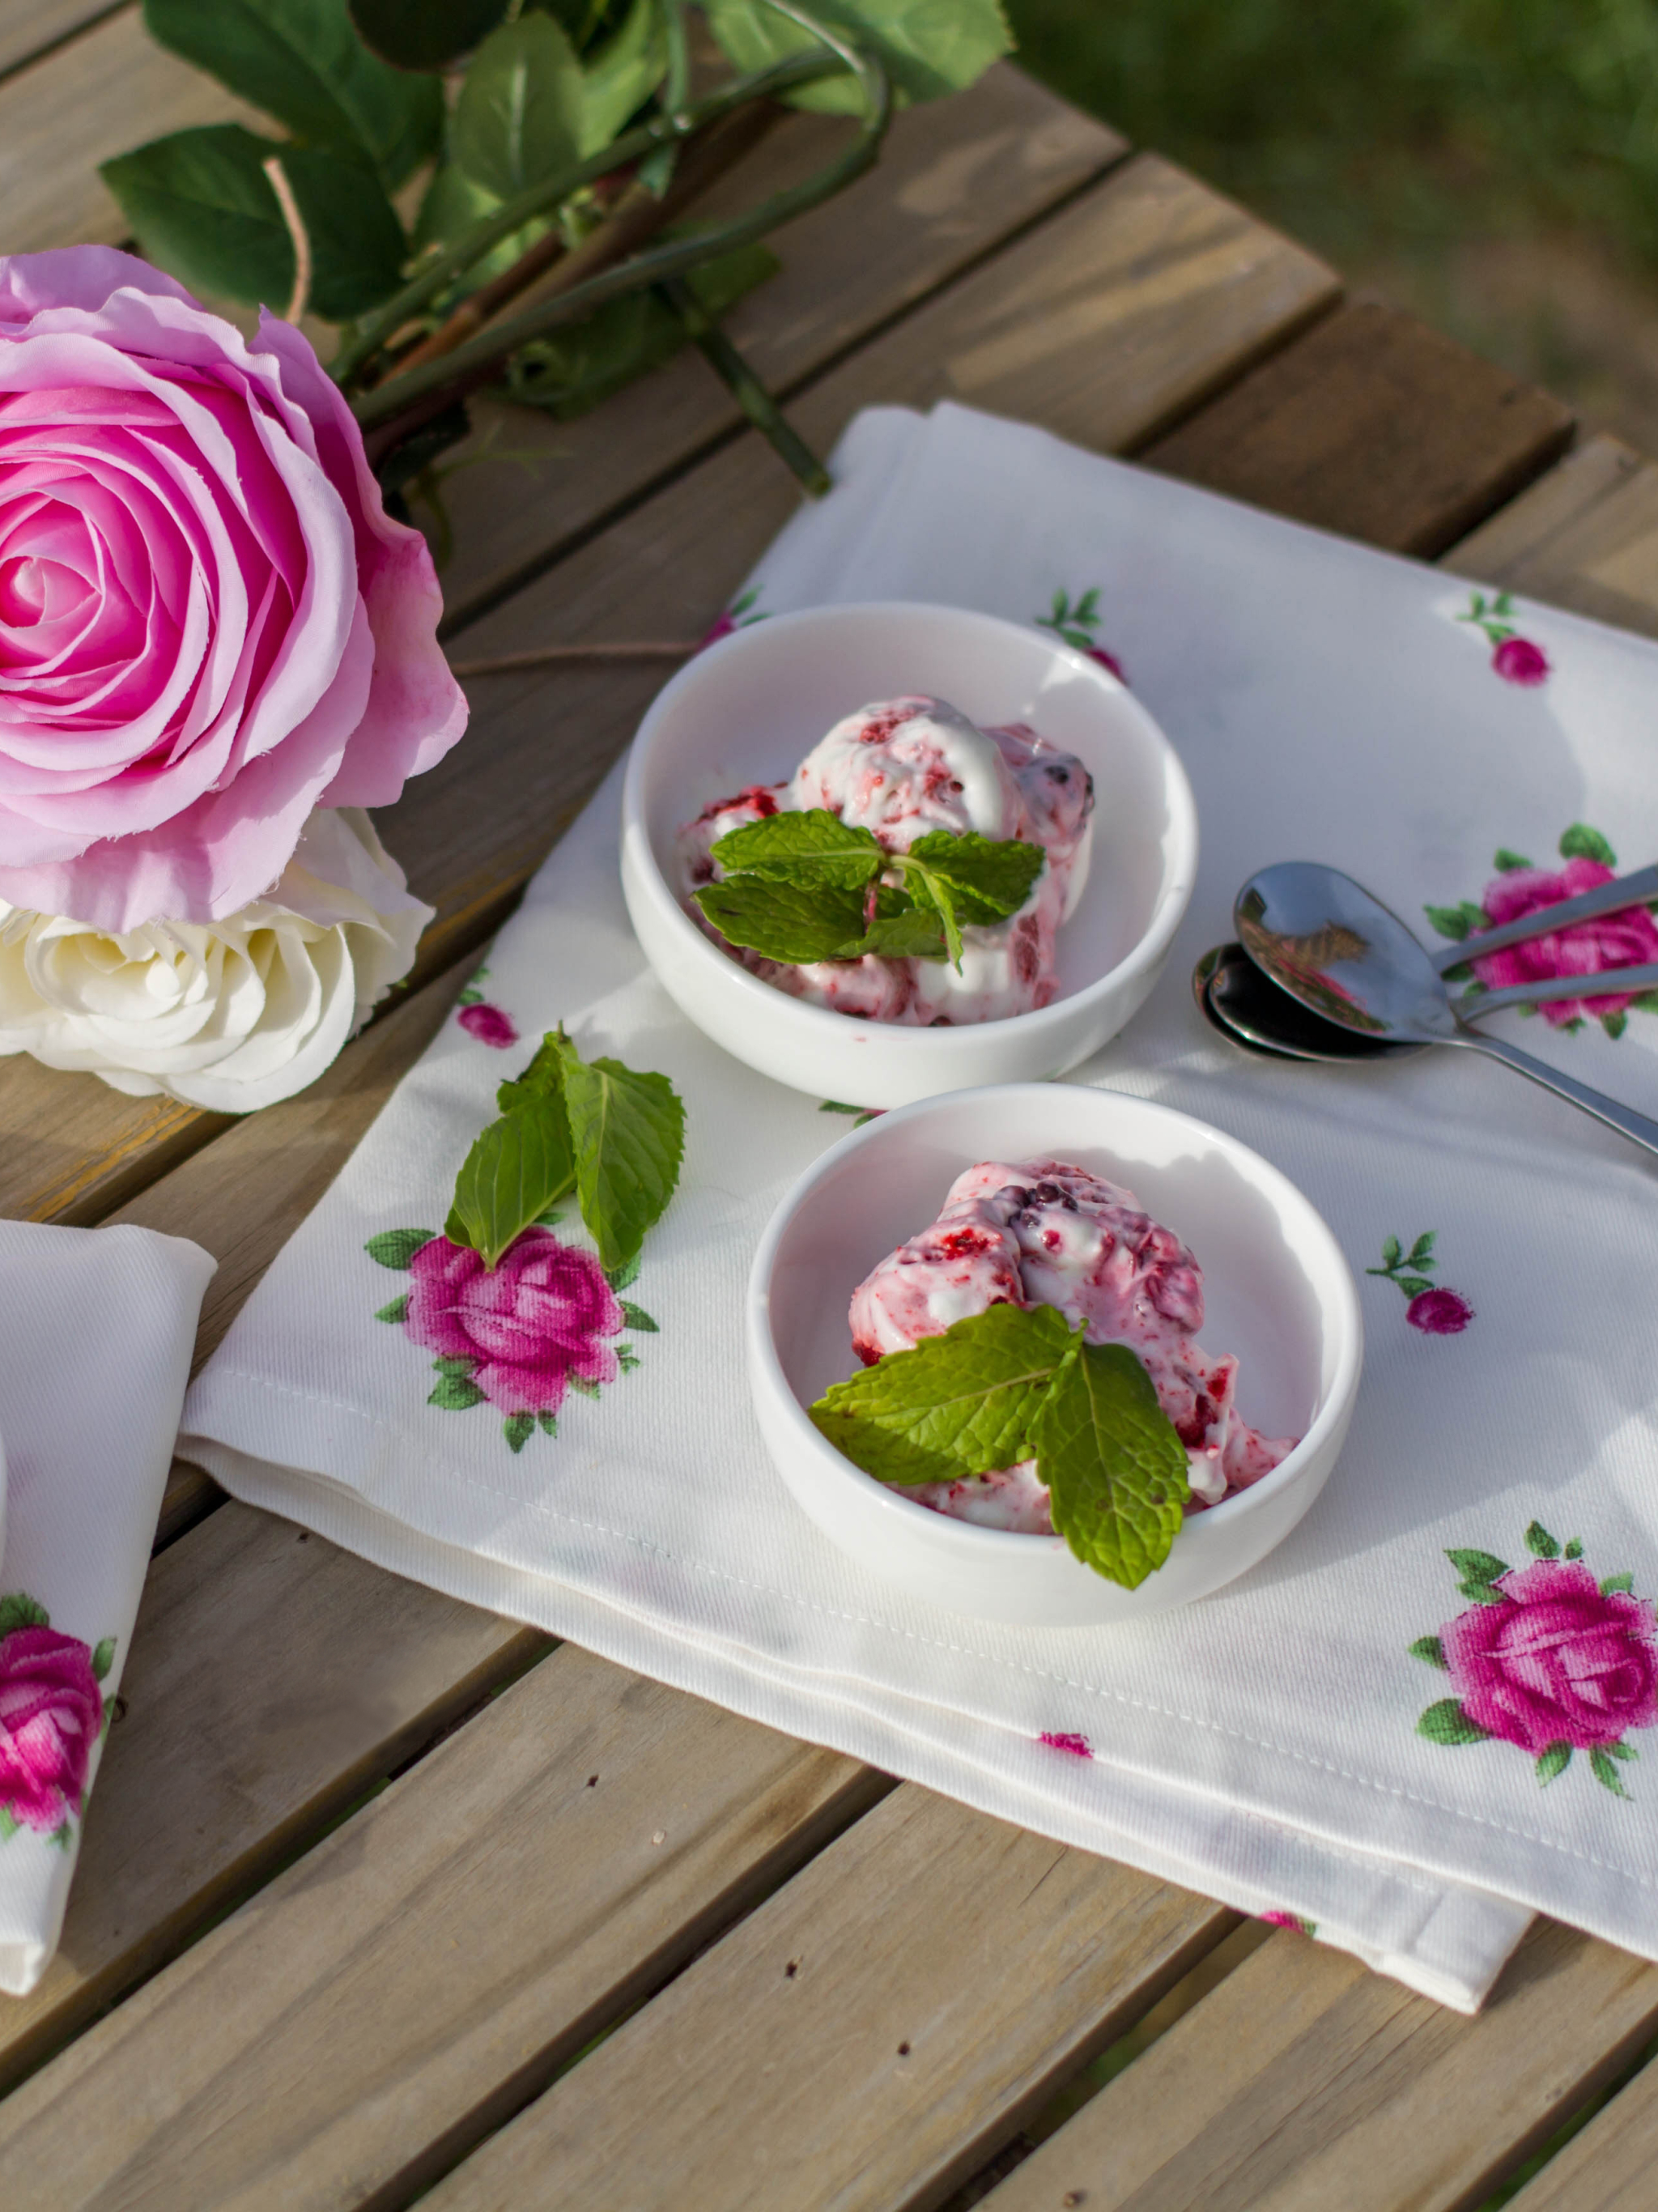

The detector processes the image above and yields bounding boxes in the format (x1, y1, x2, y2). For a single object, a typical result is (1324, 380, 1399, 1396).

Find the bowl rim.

(746, 1081, 1366, 1564)
(621, 599, 1201, 1056)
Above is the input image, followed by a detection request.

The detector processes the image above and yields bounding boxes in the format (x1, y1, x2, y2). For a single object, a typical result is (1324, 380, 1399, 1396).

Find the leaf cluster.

(695, 808, 1044, 971)
(810, 1305, 1190, 1589)
(447, 1024, 685, 1273)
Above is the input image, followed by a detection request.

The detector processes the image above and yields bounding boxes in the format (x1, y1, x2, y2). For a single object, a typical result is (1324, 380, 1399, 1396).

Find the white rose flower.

(0, 810, 433, 1112)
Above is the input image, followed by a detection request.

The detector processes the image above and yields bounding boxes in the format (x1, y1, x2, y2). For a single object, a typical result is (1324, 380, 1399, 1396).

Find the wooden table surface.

(4, 11, 1658, 2208)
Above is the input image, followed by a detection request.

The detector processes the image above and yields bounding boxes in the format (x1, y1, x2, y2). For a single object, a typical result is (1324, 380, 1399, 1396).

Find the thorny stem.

(659, 274, 830, 496)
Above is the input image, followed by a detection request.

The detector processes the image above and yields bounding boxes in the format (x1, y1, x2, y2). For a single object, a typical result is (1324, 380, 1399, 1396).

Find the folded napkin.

(184, 402, 1658, 2010)
(0, 1219, 214, 1993)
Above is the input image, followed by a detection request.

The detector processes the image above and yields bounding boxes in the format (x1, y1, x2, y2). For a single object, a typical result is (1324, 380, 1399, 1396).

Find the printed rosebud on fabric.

(0, 1625, 103, 1834)
(0, 248, 466, 929)
(457, 1002, 519, 1049)
(0, 809, 431, 1110)
(1406, 1288, 1473, 1335)
(1491, 636, 1550, 686)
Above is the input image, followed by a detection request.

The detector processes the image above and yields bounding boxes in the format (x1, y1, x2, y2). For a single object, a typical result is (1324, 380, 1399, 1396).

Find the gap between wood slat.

(0, 0, 126, 85)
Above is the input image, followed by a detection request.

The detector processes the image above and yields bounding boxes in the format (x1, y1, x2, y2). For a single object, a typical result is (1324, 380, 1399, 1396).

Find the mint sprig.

(446, 1025, 685, 1274)
(695, 810, 1044, 972)
(810, 1305, 1191, 1589)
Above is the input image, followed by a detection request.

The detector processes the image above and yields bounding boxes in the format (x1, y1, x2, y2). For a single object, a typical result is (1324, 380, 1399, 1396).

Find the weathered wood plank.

(0, 3, 259, 253)
(1503, 2049, 1658, 2212)
(435, 64, 1126, 623)
(0, 1648, 886, 2211)
(1445, 431, 1658, 641)
(0, 0, 120, 81)
(0, 151, 1339, 1231)
(421, 1789, 1235, 2212)
(0, 1504, 547, 2099)
(1141, 294, 1575, 556)
(973, 1920, 1658, 2212)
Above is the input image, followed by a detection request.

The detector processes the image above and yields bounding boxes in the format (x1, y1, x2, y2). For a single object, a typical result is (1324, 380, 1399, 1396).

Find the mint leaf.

(1524, 1521, 1561, 1559)
(810, 1304, 1080, 1486)
(0, 1595, 50, 1640)
(695, 878, 872, 963)
(903, 831, 1045, 925)
(709, 808, 884, 891)
(558, 1040, 686, 1275)
(496, 1035, 568, 1117)
(365, 1229, 437, 1270)
(855, 900, 949, 961)
(1408, 1635, 1448, 1670)
(1033, 1342, 1189, 1589)
(1418, 1699, 1491, 1746)
(1536, 1742, 1571, 1785)
(449, 1106, 575, 1270)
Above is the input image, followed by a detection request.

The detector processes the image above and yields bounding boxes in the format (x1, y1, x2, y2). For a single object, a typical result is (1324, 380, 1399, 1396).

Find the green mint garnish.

(445, 1026, 685, 1276)
(695, 810, 1044, 973)
(809, 1305, 1191, 1589)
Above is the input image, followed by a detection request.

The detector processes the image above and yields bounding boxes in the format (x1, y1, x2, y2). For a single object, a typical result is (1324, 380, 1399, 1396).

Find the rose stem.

(657, 274, 831, 496)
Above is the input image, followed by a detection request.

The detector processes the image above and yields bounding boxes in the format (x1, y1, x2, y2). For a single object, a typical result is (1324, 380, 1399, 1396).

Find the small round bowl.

(621, 602, 1198, 1107)
(747, 1083, 1363, 1627)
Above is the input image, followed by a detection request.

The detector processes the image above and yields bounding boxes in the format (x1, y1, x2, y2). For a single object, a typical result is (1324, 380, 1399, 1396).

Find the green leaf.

(1603, 1011, 1629, 1040)
(91, 1638, 117, 1682)
(365, 1227, 439, 1270)
(144, 0, 441, 189)
(1417, 1699, 1491, 1746)
(606, 1250, 642, 1292)
(349, 0, 512, 71)
(902, 830, 1045, 926)
(1493, 848, 1533, 873)
(277, 143, 410, 318)
(1397, 1275, 1435, 1297)
(703, 0, 1012, 114)
(1407, 1231, 1437, 1266)
(101, 126, 299, 310)
(821, 1100, 865, 1115)
(449, 1104, 576, 1270)
(1524, 1521, 1561, 1559)
(580, 0, 669, 152)
(811, 1304, 1080, 1487)
(450, 13, 584, 204)
(1381, 1235, 1401, 1269)
(1035, 1342, 1190, 1589)
(1446, 1549, 1511, 1585)
(853, 900, 949, 961)
(1592, 1746, 1631, 1797)
(568, 1374, 602, 1397)
(538, 1410, 559, 1436)
(0, 1595, 52, 1640)
(504, 1412, 535, 1453)
(617, 1347, 641, 1372)
(0, 1809, 17, 1843)
(429, 1373, 487, 1410)
(1422, 903, 1486, 942)
(434, 1356, 477, 1379)
(1536, 1742, 1571, 1785)
(1457, 1581, 1511, 1607)
(558, 1039, 687, 1275)
(496, 1034, 568, 1117)
(1601, 1572, 1636, 1597)
(1407, 1635, 1448, 1670)
(1564, 1538, 1584, 1559)
(375, 1293, 410, 1325)
(710, 809, 884, 891)
(695, 877, 873, 963)
(1559, 823, 1617, 867)
(1607, 1738, 1638, 1762)
(619, 1300, 659, 1332)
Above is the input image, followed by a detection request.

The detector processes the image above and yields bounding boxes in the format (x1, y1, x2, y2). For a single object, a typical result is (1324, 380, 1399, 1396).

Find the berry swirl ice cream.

(849, 1159, 1299, 1531)
(678, 696, 1093, 1023)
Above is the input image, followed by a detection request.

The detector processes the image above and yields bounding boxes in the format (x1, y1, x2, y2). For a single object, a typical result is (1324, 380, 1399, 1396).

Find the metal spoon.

(1193, 942, 1419, 1062)
(1234, 863, 1658, 1159)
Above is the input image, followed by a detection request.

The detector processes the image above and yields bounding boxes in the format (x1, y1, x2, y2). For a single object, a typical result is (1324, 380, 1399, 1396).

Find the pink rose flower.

(457, 1002, 518, 1049)
(1471, 857, 1658, 1027)
(0, 1624, 103, 1831)
(0, 247, 466, 929)
(1407, 1288, 1473, 1334)
(403, 1230, 623, 1415)
(1443, 1559, 1658, 1755)
(1491, 636, 1550, 685)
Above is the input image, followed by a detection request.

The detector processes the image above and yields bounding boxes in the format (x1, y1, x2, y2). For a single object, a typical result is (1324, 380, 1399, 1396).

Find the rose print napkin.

(185, 402, 1658, 2011)
(0, 1218, 214, 1993)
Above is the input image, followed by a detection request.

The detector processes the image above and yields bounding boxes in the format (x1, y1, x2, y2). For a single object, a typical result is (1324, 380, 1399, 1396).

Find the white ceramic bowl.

(748, 1083, 1363, 1627)
(621, 602, 1198, 1107)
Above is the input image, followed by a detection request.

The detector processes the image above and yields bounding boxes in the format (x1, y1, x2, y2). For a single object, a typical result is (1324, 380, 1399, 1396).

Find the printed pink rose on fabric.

(1472, 856, 1658, 1027)
(403, 1230, 623, 1416)
(1443, 1559, 1658, 1756)
(0, 1624, 103, 1833)
(0, 247, 466, 929)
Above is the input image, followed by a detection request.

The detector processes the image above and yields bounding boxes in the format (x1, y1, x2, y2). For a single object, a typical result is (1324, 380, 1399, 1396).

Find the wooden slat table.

(0, 15, 1652, 2208)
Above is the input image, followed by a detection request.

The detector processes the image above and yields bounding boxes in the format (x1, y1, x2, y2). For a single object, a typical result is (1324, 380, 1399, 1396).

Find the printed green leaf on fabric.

(376, 1293, 410, 1324)
(1422, 901, 1489, 942)
(557, 1038, 687, 1274)
(91, 1639, 117, 1682)
(449, 1105, 576, 1269)
(1407, 1635, 1448, 1670)
(143, 0, 442, 189)
(1559, 823, 1617, 867)
(1525, 1521, 1561, 1559)
(1033, 1341, 1190, 1589)
(1536, 1742, 1572, 1785)
(365, 1228, 440, 1270)
(0, 1595, 50, 1640)
(1446, 1549, 1510, 1586)
(449, 13, 585, 203)
(430, 1370, 487, 1410)
(503, 1412, 535, 1453)
(1417, 1699, 1491, 1746)
(810, 1304, 1079, 1487)
(1592, 1746, 1631, 1797)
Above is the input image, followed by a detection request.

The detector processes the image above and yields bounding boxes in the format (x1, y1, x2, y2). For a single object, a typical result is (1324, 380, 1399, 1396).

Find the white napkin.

(0, 1219, 214, 1993)
(184, 402, 1658, 2010)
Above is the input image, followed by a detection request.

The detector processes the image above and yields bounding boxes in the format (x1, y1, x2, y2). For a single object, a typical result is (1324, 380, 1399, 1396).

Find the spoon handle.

(1435, 862, 1658, 975)
(1452, 1031, 1658, 1159)
(1460, 960, 1658, 1019)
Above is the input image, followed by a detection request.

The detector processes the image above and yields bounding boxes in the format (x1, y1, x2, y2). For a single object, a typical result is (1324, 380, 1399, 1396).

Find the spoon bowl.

(1195, 942, 1421, 1062)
